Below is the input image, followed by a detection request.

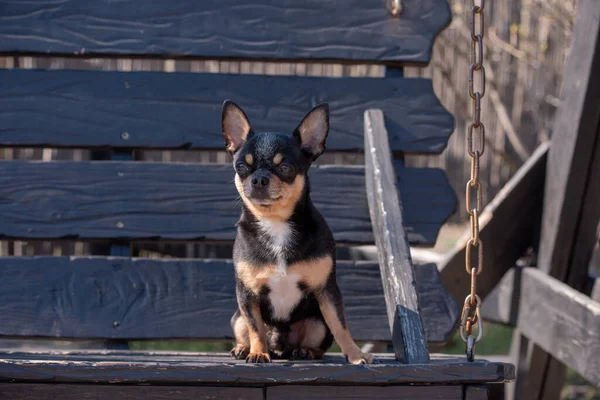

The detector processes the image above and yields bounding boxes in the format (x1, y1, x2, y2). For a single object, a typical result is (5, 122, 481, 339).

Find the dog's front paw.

(230, 345, 249, 360)
(345, 351, 380, 365)
(246, 352, 272, 363)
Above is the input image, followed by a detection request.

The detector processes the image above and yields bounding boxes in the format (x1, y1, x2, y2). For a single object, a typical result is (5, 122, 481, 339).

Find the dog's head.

(222, 100, 329, 221)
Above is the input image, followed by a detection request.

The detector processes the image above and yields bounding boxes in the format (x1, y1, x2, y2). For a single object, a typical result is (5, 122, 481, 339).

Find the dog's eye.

(236, 163, 249, 174)
(278, 163, 294, 175)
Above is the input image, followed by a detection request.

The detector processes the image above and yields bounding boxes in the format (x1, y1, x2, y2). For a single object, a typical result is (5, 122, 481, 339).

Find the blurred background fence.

(0, 0, 578, 257)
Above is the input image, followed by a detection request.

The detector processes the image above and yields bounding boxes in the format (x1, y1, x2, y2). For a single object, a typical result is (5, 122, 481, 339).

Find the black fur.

(224, 101, 343, 360)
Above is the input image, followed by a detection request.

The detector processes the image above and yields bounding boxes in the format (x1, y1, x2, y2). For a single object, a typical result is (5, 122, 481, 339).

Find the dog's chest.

(265, 273, 303, 320)
(258, 219, 293, 272)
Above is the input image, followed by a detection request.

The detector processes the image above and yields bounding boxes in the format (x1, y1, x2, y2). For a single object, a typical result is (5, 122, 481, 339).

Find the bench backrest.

(0, 0, 456, 344)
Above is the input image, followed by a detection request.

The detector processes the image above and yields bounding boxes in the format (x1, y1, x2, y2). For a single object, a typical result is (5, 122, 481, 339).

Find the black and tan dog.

(222, 100, 377, 364)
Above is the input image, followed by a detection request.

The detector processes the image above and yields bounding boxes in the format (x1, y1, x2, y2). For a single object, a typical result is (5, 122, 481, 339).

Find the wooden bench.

(0, 0, 514, 398)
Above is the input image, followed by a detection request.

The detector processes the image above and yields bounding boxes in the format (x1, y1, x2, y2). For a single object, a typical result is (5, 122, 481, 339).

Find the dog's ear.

(222, 100, 254, 154)
(293, 103, 329, 161)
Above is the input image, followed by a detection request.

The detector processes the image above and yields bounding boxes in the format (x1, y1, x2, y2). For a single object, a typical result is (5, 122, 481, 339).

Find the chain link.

(460, 0, 486, 362)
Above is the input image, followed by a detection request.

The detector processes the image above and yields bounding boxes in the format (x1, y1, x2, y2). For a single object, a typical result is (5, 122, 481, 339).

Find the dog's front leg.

(318, 281, 378, 364)
(239, 299, 271, 363)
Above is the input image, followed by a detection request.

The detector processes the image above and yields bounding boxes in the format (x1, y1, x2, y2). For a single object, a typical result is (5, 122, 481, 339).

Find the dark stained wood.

(0, 69, 454, 154)
(267, 385, 463, 399)
(0, 352, 515, 385)
(465, 385, 488, 400)
(591, 276, 600, 302)
(0, 384, 263, 400)
(493, 267, 600, 386)
(537, 0, 600, 284)
(364, 109, 429, 364)
(0, 0, 451, 65)
(0, 257, 458, 344)
(440, 141, 548, 304)
(518, 0, 600, 397)
(0, 160, 456, 246)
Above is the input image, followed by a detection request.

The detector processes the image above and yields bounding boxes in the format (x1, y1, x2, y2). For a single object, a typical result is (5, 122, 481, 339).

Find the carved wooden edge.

(483, 266, 600, 386)
(364, 109, 429, 364)
(439, 141, 549, 304)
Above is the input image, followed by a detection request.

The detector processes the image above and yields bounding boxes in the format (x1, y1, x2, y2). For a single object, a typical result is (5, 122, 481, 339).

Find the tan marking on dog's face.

(235, 174, 306, 221)
(273, 153, 284, 165)
(244, 153, 253, 165)
(288, 256, 333, 290)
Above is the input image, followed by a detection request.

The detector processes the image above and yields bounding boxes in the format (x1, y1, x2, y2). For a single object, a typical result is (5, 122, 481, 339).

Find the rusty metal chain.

(460, 0, 485, 362)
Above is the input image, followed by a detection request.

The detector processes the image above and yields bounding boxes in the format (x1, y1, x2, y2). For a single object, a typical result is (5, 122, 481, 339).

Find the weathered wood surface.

(537, 0, 600, 285)
(439, 141, 548, 303)
(0, 384, 263, 400)
(591, 276, 600, 302)
(0, 352, 515, 385)
(516, 1, 600, 398)
(0, 257, 458, 344)
(0, 160, 456, 246)
(364, 109, 429, 364)
(0, 69, 454, 154)
(465, 385, 488, 400)
(0, 0, 451, 65)
(492, 267, 600, 386)
(267, 385, 463, 399)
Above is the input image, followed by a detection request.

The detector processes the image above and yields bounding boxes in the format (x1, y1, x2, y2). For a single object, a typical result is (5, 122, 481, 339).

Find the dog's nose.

(251, 176, 270, 187)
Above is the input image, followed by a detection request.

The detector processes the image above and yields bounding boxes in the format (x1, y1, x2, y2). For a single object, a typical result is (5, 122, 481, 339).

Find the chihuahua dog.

(222, 100, 377, 365)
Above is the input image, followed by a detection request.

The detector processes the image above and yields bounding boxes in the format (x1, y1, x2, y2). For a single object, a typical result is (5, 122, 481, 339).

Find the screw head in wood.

(121, 132, 130, 140)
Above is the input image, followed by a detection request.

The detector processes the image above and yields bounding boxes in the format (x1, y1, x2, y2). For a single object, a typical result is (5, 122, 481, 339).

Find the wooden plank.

(364, 109, 429, 363)
(537, 0, 600, 284)
(267, 385, 462, 399)
(0, 257, 458, 343)
(0, 352, 515, 385)
(0, 384, 263, 400)
(465, 385, 488, 400)
(0, 0, 451, 65)
(439, 142, 548, 304)
(0, 69, 454, 154)
(495, 267, 600, 386)
(517, 0, 600, 397)
(0, 160, 456, 246)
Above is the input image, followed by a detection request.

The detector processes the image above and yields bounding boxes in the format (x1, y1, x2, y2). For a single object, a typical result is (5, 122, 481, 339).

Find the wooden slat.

(491, 267, 600, 386)
(267, 385, 463, 399)
(0, 160, 456, 246)
(516, 0, 600, 397)
(0, 0, 451, 65)
(364, 109, 429, 363)
(0, 384, 263, 400)
(0, 69, 454, 154)
(465, 386, 488, 400)
(0, 257, 458, 343)
(439, 142, 548, 303)
(591, 276, 600, 302)
(0, 352, 515, 385)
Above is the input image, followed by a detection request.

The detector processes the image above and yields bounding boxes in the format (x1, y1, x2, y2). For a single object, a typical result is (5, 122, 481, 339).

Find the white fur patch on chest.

(258, 219, 293, 274)
(267, 273, 303, 320)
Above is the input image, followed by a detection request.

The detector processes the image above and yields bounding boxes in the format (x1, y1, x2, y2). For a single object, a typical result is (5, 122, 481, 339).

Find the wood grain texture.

(267, 385, 463, 399)
(0, 384, 263, 400)
(0, 160, 456, 246)
(519, 1, 600, 397)
(440, 142, 548, 303)
(495, 267, 600, 386)
(0, 0, 451, 65)
(0, 352, 515, 385)
(465, 385, 488, 400)
(0, 69, 454, 154)
(0, 257, 457, 343)
(364, 109, 429, 363)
